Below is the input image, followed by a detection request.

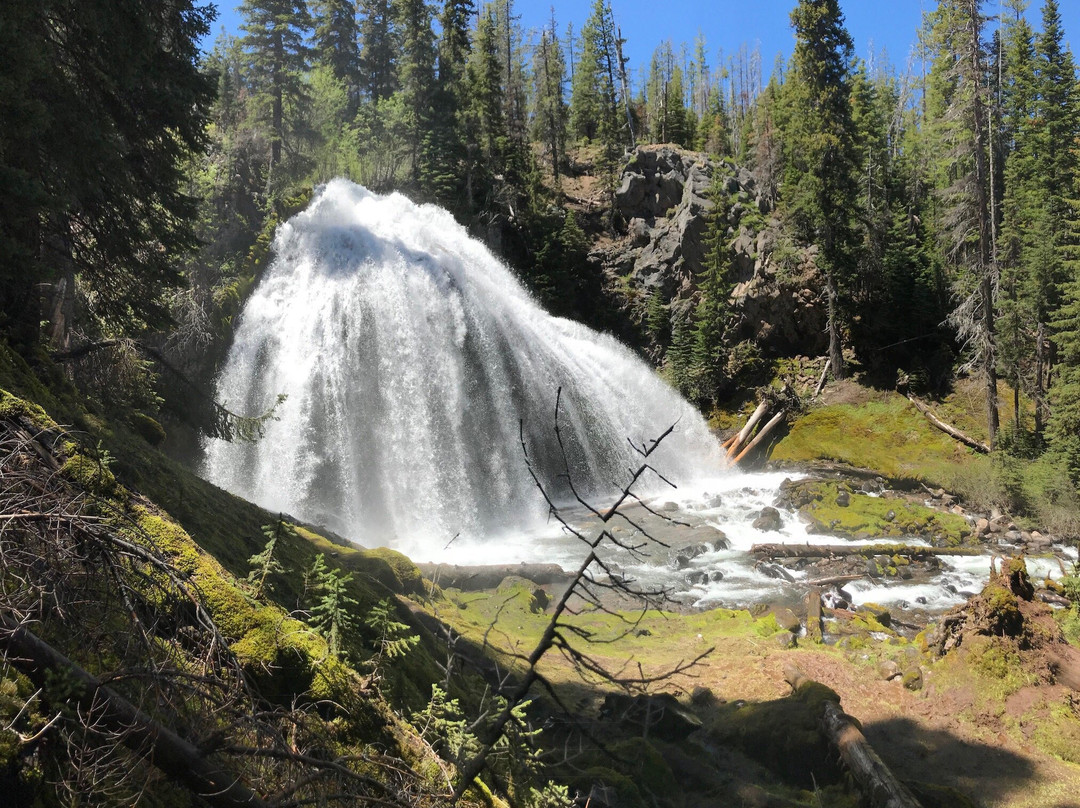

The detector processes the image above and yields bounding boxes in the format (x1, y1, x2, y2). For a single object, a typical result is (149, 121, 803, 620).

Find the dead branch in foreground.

(450, 389, 712, 803)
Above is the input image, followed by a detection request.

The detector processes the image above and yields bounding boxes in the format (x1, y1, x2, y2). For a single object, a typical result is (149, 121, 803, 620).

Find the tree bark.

(731, 410, 785, 465)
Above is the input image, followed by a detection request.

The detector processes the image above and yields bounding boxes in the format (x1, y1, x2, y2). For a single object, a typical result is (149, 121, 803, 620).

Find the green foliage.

(245, 520, 292, 599)
(0, 0, 215, 342)
(307, 555, 360, 659)
(364, 599, 420, 683)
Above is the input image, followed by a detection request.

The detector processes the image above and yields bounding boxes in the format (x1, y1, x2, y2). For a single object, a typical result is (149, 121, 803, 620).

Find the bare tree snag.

(813, 358, 831, 399)
(783, 666, 923, 808)
(906, 395, 990, 454)
(449, 389, 711, 803)
(726, 399, 770, 460)
(731, 410, 786, 465)
(0, 618, 268, 808)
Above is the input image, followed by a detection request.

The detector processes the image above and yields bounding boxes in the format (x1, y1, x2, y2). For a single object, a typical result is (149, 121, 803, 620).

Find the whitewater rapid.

(202, 180, 725, 555)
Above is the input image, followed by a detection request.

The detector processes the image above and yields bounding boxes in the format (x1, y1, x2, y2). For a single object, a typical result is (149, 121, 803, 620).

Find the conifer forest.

(2, 1, 1080, 807)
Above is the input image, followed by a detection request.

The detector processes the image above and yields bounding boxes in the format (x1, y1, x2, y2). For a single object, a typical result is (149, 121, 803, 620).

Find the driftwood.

(784, 665, 923, 808)
(726, 399, 770, 460)
(906, 395, 990, 454)
(751, 543, 983, 559)
(0, 618, 267, 808)
(806, 573, 866, 587)
(813, 358, 831, 399)
(731, 410, 786, 465)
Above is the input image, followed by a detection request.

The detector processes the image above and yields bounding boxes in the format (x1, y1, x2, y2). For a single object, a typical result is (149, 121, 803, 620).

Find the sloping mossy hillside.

(0, 344, 443, 708)
(771, 394, 979, 484)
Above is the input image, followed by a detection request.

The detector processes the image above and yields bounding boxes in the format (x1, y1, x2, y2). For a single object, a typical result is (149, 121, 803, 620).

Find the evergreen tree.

(240, 0, 314, 172)
(783, 0, 860, 380)
(393, 0, 438, 188)
(1028, 0, 1079, 433)
(358, 0, 397, 102)
(1047, 198, 1080, 482)
(0, 0, 216, 343)
(532, 20, 568, 186)
(311, 0, 359, 95)
(924, 0, 999, 448)
(997, 0, 1038, 425)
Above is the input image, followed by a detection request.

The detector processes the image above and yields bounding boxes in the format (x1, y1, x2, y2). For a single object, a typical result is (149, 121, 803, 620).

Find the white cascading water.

(202, 180, 725, 557)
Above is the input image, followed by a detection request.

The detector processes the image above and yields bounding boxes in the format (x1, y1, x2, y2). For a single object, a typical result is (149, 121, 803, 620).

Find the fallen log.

(750, 543, 982, 559)
(806, 573, 866, 587)
(0, 619, 267, 808)
(783, 665, 923, 808)
(906, 395, 990, 454)
(731, 410, 786, 465)
(726, 399, 770, 460)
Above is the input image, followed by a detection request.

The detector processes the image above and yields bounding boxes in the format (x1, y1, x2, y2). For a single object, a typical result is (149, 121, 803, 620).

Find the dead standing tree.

(452, 389, 713, 803)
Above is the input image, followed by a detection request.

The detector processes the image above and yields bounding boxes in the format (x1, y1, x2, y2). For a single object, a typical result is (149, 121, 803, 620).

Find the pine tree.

(358, 0, 397, 102)
(1028, 0, 1079, 433)
(924, 0, 999, 448)
(393, 0, 438, 188)
(246, 521, 289, 599)
(240, 0, 314, 171)
(783, 0, 860, 380)
(311, 0, 359, 94)
(309, 566, 359, 659)
(997, 0, 1038, 425)
(531, 19, 568, 186)
(0, 0, 215, 343)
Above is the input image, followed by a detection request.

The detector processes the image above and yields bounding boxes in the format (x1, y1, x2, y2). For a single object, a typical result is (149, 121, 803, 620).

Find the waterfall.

(202, 180, 724, 556)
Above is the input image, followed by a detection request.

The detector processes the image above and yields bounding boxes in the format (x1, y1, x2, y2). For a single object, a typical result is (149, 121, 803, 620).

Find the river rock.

(835, 490, 850, 507)
(878, 660, 902, 681)
(753, 506, 783, 532)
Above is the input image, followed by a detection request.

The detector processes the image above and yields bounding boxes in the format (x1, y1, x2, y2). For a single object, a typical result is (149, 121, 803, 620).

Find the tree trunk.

(827, 270, 845, 380)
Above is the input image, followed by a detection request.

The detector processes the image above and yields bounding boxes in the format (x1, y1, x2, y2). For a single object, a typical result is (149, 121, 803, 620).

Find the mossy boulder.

(778, 479, 972, 546)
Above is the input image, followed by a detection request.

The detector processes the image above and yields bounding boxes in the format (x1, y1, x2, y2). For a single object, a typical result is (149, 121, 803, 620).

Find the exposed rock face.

(594, 144, 828, 359)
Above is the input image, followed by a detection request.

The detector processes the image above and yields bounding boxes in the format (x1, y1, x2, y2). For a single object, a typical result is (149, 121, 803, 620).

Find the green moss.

(966, 636, 1034, 696)
(772, 396, 972, 483)
(59, 453, 117, 497)
(790, 481, 972, 545)
(982, 584, 1023, 635)
(753, 613, 784, 637)
(129, 412, 166, 445)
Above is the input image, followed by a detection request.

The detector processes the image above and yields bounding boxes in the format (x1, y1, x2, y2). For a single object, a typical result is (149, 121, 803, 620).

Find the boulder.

(752, 506, 783, 532)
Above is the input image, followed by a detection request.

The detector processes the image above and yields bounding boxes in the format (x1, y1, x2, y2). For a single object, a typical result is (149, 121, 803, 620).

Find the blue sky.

(202, 0, 1079, 86)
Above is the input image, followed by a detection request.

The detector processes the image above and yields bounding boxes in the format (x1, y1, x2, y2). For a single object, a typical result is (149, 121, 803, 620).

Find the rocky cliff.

(592, 144, 828, 363)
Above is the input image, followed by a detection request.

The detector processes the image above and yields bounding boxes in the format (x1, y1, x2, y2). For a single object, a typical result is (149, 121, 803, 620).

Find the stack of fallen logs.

(723, 385, 797, 466)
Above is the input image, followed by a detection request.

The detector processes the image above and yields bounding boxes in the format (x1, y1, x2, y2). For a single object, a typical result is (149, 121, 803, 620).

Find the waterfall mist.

(202, 180, 724, 556)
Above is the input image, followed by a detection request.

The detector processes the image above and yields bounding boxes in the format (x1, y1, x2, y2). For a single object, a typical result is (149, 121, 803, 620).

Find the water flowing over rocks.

(202, 180, 724, 554)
